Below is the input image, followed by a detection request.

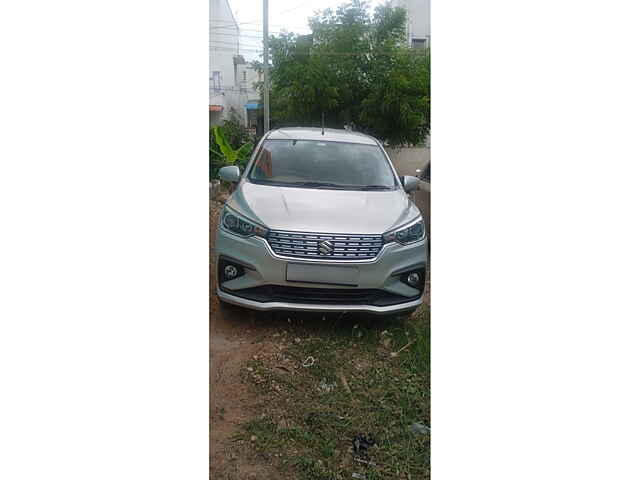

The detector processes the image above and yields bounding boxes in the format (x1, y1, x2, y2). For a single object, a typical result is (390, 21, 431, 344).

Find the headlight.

(220, 207, 269, 238)
(383, 217, 425, 245)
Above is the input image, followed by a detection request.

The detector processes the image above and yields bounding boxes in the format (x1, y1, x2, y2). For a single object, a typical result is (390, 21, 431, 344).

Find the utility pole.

(262, 0, 270, 132)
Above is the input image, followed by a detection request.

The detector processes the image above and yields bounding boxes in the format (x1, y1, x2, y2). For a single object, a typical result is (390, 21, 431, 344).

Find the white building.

(210, 0, 261, 126)
(391, 0, 430, 49)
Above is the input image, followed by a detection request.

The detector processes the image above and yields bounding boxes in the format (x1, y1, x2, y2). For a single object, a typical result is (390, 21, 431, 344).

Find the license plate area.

(286, 263, 359, 287)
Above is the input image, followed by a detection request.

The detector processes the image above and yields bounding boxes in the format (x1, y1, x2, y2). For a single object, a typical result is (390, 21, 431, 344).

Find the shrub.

(210, 116, 254, 180)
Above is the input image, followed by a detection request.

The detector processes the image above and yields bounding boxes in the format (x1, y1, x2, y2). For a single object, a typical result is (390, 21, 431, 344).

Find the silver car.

(214, 127, 427, 315)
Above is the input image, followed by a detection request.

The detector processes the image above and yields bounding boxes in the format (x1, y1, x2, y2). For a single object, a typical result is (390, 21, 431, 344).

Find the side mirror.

(402, 175, 419, 193)
(219, 165, 241, 183)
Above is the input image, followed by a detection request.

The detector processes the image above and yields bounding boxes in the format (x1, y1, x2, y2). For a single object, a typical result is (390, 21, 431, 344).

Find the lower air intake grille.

(223, 286, 419, 307)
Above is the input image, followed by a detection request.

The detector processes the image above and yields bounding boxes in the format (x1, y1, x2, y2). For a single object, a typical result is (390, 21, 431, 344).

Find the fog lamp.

(224, 265, 239, 280)
(407, 272, 421, 287)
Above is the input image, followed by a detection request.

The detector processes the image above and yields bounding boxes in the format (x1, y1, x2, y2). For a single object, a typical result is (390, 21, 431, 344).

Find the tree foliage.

(266, 0, 429, 146)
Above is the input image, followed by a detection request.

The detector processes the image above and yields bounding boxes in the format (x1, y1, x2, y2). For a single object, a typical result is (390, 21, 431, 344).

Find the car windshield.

(247, 139, 397, 190)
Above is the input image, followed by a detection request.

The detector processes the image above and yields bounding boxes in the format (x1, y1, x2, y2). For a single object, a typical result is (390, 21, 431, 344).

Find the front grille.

(267, 230, 383, 260)
(224, 285, 419, 307)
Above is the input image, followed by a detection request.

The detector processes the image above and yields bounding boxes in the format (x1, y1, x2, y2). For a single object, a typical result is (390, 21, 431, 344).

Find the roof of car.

(266, 127, 379, 145)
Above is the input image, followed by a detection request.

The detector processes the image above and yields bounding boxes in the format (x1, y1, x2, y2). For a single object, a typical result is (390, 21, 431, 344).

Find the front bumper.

(214, 226, 427, 314)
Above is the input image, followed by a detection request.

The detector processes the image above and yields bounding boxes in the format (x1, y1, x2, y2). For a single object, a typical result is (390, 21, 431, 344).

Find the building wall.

(408, 0, 429, 44)
(209, 110, 223, 126)
(244, 64, 261, 96)
(210, 0, 238, 92)
(210, 0, 262, 127)
(210, 0, 240, 125)
(391, 0, 430, 47)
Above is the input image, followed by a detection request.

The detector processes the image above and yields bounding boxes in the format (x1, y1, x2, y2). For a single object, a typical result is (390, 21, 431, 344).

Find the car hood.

(227, 181, 420, 235)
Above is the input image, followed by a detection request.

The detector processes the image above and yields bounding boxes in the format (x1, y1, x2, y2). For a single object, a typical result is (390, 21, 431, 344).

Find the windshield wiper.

(284, 182, 393, 190)
(349, 184, 393, 190)
(288, 181, 346, 189)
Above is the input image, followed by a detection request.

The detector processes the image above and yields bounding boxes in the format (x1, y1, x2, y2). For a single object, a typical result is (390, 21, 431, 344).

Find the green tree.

(265, 0, 429, 146)
(360, 48, 430, 145)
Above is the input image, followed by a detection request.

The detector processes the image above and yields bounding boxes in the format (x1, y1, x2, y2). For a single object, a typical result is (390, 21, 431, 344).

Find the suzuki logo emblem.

(318, 240, 334, 255)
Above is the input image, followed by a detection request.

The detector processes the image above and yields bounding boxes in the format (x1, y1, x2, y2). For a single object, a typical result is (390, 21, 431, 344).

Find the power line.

(211, 29, 429, 41)
(210, 87, 259, 93)
(212, 46, 261, 53)
(210, 19, 264, 27)
(210, 43, 263, 50)
(210, 39, 261, 46)
(210, 30, 265, 39)
(210, 47, 261, 53)
(247, 49, 426, 56)
(209, 40, 262, 47)
(212, 45, 261, 52)
(210, 19, 311, 28)
(278, 1, 308, 15)
(210, 37, 262, 47)
(209, 42, 261, 48)
(211, 40, 429, 55)
(212, 27, 312, 34)
(210, 22, 312, 32)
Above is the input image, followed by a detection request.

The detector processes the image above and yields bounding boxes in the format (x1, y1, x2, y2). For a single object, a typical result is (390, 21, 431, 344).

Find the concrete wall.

(210, 0, 239, 124)
(210, 0, 261, 127)
(245, 65, 261, 93)
(386, 147, 430, 222)
(209, 110, 223, 126)
(391, 0, 430, 47)
(408, 0, 429, 43)
(210, 0, 238, 91)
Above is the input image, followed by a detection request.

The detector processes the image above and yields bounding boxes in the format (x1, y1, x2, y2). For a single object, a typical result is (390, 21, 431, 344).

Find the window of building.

(411, 38, 427, 49)
(211, 71, 222, 91)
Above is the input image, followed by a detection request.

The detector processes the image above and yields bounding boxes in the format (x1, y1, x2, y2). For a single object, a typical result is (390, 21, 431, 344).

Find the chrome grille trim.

(267, 230, 383, 260)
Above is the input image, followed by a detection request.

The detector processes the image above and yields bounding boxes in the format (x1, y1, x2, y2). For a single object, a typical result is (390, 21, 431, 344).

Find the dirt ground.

(211, 198, 278, 479)
(210, 303, 283, 478)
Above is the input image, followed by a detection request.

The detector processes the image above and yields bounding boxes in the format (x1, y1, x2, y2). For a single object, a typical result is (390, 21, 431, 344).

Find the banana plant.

(212, 126, 253, 168)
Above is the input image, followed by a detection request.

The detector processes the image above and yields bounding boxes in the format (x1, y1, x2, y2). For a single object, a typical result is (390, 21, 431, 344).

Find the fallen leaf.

(339, 373, 352, 394)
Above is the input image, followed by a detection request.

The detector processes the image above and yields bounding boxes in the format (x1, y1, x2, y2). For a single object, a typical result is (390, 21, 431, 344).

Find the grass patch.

(238, 308, 430, 479)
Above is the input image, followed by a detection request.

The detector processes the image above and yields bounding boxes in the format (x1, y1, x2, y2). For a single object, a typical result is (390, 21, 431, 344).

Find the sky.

(224, 0, 388, 61)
